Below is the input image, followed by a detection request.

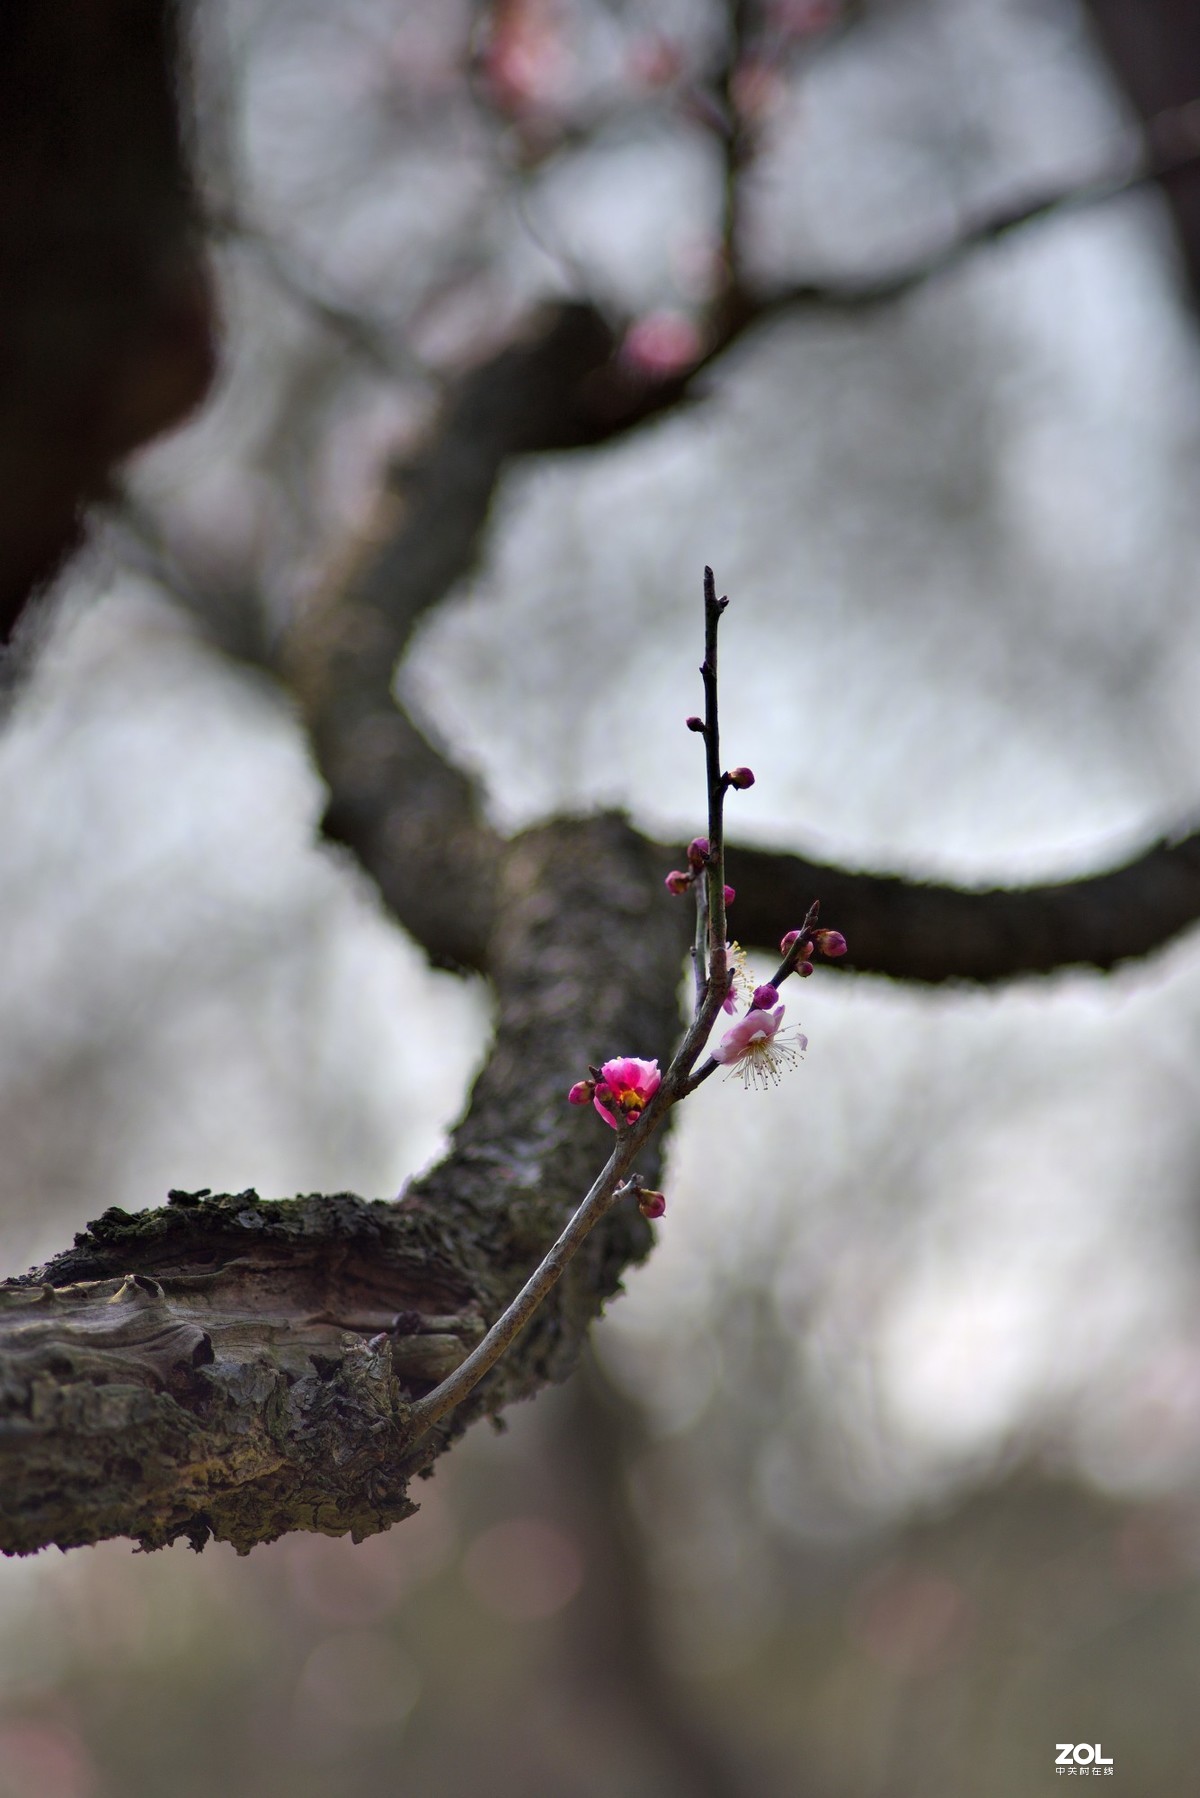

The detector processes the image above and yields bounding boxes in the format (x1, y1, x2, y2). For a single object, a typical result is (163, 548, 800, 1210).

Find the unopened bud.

(751, 984, 779, 1010)
(637, 1189, 667, 1220)
(814, 929, 847, 958)
(797, 960, 814, 978)
(686, 836, 710, 868)
(664, 869, 691, 896)
(780, 929, 802, 955)
(685, 715, 705, 732)
(723, 884, 736, 905)
(567, 1081, 595, 1106)
(727, 766, 755, 789)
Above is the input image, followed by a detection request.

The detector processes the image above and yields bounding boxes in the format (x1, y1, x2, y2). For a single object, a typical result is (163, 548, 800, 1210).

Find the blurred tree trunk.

(0, 1, 215, 641)
(1084, 0, 1200, 306)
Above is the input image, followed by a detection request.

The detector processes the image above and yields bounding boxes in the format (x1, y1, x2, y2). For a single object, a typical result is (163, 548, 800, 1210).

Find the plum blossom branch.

(405, 568, 845, 1441)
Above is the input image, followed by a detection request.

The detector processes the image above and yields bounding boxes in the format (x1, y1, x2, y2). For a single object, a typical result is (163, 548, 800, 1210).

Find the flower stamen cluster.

(713, 998, 807, 1089)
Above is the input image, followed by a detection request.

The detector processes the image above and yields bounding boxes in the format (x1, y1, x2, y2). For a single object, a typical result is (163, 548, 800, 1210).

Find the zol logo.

(1056, 1744, 1114, 1776)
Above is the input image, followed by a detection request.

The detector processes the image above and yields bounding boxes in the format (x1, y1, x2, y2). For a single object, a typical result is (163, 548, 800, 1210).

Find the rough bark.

(0, 815, 687, 1556)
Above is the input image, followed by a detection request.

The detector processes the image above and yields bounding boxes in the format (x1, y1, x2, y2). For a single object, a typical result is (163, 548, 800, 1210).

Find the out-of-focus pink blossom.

(621, 311, 702, 378)
(594, 1057, 661, 1129)
(627, 35, 684, 89)
(770, 0, 840, 39)
(485, 0, 569, 115)
(713, 1004, 806, 1089)
(730, 59, 783, 121)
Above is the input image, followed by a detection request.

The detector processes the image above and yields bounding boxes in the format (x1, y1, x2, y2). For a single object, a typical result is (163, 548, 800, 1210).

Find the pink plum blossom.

(593, 1056, 661, 1129)
(621, 311, 702, 378)
(713, 1004, 806, 1090)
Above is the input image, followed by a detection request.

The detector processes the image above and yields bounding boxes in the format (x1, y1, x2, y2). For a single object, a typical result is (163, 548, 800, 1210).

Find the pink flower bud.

(665, 869, 691, 896)
(814, 929, 847, 958)
(723, 884, 736, 905)
(638, 1189, 667, 1220)
(751, 984, 779, 1010)
(727, 766, 755, 789)
(780, 929, 802, 955)
(567, 1081, 595, 1106)
(797, 960, 814, 977)
(686, 715, 705, 732)
(686, 836, 710, 868)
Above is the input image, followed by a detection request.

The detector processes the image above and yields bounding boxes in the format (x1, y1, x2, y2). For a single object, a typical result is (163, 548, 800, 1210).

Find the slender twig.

(407, 569, 745, 1437)
(405, 1138, 647, 1434)
(702, 566, 730, 998)
(404, 568, 835, 1442)
(692, 867, 709, 1012)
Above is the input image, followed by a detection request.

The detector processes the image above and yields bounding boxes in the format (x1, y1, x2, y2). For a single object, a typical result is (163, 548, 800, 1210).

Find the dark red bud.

(751, 984, 779, 1010)
(727, 766, 755, 789)
(723, 884, 736, 905)
(797, 960, 814, 978)
(685, 715, 705, 732)
(814, 929, 847, 958)
(637, 1190, 667, 1220)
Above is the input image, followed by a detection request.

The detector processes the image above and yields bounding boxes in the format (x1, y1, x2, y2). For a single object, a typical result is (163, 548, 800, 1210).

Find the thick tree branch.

(724, 829, 1200, 983)
(0, 815, 688, 1556)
